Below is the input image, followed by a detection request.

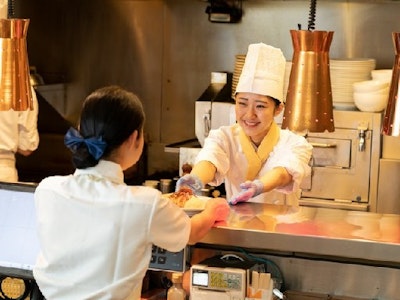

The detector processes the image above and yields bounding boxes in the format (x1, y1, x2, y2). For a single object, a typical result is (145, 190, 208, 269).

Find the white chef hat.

(235, 43, 286, 102)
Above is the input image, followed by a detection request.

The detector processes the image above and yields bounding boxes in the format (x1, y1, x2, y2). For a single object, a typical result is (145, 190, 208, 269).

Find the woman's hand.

(205, 198, 230, 223)
(189, 198, 230, 244)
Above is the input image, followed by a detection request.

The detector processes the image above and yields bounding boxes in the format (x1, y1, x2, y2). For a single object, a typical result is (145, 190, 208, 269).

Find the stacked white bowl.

(371, 69, 393, 82)
(353, 69, 392, 112)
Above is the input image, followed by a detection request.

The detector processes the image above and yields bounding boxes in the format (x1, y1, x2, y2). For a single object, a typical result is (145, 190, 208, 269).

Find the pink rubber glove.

(229, 180, 264, 205)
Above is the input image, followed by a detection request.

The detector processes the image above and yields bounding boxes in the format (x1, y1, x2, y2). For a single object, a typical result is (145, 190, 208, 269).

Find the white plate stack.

(330, 58, 376, 110)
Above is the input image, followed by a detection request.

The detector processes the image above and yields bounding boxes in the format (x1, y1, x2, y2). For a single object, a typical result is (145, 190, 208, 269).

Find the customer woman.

(176, 43, 313, 206)
(33, 86, 229, 300)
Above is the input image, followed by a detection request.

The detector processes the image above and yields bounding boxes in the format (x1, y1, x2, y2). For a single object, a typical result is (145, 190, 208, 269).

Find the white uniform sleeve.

(196, 128, 232, 186)
(267, 130, 313, 193)
(149, 196, 191, 252)
(17, 87, 39, 151)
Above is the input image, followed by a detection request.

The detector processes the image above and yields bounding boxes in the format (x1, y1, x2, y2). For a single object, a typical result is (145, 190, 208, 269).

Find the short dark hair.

(270, 97, 281, 107)
(71, 85, 145, 169)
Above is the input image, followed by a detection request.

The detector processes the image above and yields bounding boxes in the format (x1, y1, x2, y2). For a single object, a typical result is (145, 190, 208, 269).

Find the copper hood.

(0, 18, 33, 111)
(382, 32, 400, 137)
(282, 30, 335, 134)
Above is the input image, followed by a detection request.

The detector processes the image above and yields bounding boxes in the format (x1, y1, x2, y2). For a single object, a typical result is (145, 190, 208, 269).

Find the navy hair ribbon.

(64, 127, 107, 160)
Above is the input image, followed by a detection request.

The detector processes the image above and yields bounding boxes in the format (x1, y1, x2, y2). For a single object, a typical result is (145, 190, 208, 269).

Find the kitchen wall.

(17, 0, 400, 177)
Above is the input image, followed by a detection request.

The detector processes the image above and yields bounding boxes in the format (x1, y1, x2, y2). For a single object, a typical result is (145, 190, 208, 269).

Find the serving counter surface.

(200, 203, 400, 267)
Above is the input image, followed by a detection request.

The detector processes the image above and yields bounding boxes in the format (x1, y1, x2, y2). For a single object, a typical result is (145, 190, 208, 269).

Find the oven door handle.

(309, 142, 337, 148)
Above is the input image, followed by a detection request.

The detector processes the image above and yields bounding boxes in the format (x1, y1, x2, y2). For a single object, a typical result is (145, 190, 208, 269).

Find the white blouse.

(34, 160, 190, 300)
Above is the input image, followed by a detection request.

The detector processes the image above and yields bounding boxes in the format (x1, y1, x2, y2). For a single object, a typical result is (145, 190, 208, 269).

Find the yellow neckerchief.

(237, 121, 280, 181)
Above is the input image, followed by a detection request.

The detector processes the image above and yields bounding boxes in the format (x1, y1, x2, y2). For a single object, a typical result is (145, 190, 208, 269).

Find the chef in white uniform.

(0, 87, 39, 182)
(176, 43, 313, 206)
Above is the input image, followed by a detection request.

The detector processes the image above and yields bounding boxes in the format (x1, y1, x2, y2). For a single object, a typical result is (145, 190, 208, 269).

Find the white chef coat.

(33, 160, 191, 300)
(0, 87, 39, 182)
(196, 125, 313, 205)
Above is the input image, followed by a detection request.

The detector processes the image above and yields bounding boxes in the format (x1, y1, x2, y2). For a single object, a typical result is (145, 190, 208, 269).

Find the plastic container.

(167, 273, 186, 300)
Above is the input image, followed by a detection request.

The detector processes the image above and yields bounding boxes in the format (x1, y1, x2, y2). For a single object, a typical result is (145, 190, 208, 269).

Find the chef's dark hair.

(271, 97, 281, 107)
(71, 85, 145, 169)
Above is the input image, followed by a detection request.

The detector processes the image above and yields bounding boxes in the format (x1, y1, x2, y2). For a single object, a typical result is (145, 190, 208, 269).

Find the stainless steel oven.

(299, 110, 382, 212)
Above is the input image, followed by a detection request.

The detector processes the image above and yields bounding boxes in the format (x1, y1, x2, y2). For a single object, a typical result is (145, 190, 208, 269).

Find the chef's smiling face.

(235, 92, 283, 146)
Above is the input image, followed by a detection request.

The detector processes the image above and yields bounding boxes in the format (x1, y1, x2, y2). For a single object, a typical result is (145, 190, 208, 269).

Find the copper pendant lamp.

(282, 0, 335, 134)
(0, 0, 32, 111)
(382, 32, 400, 137)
